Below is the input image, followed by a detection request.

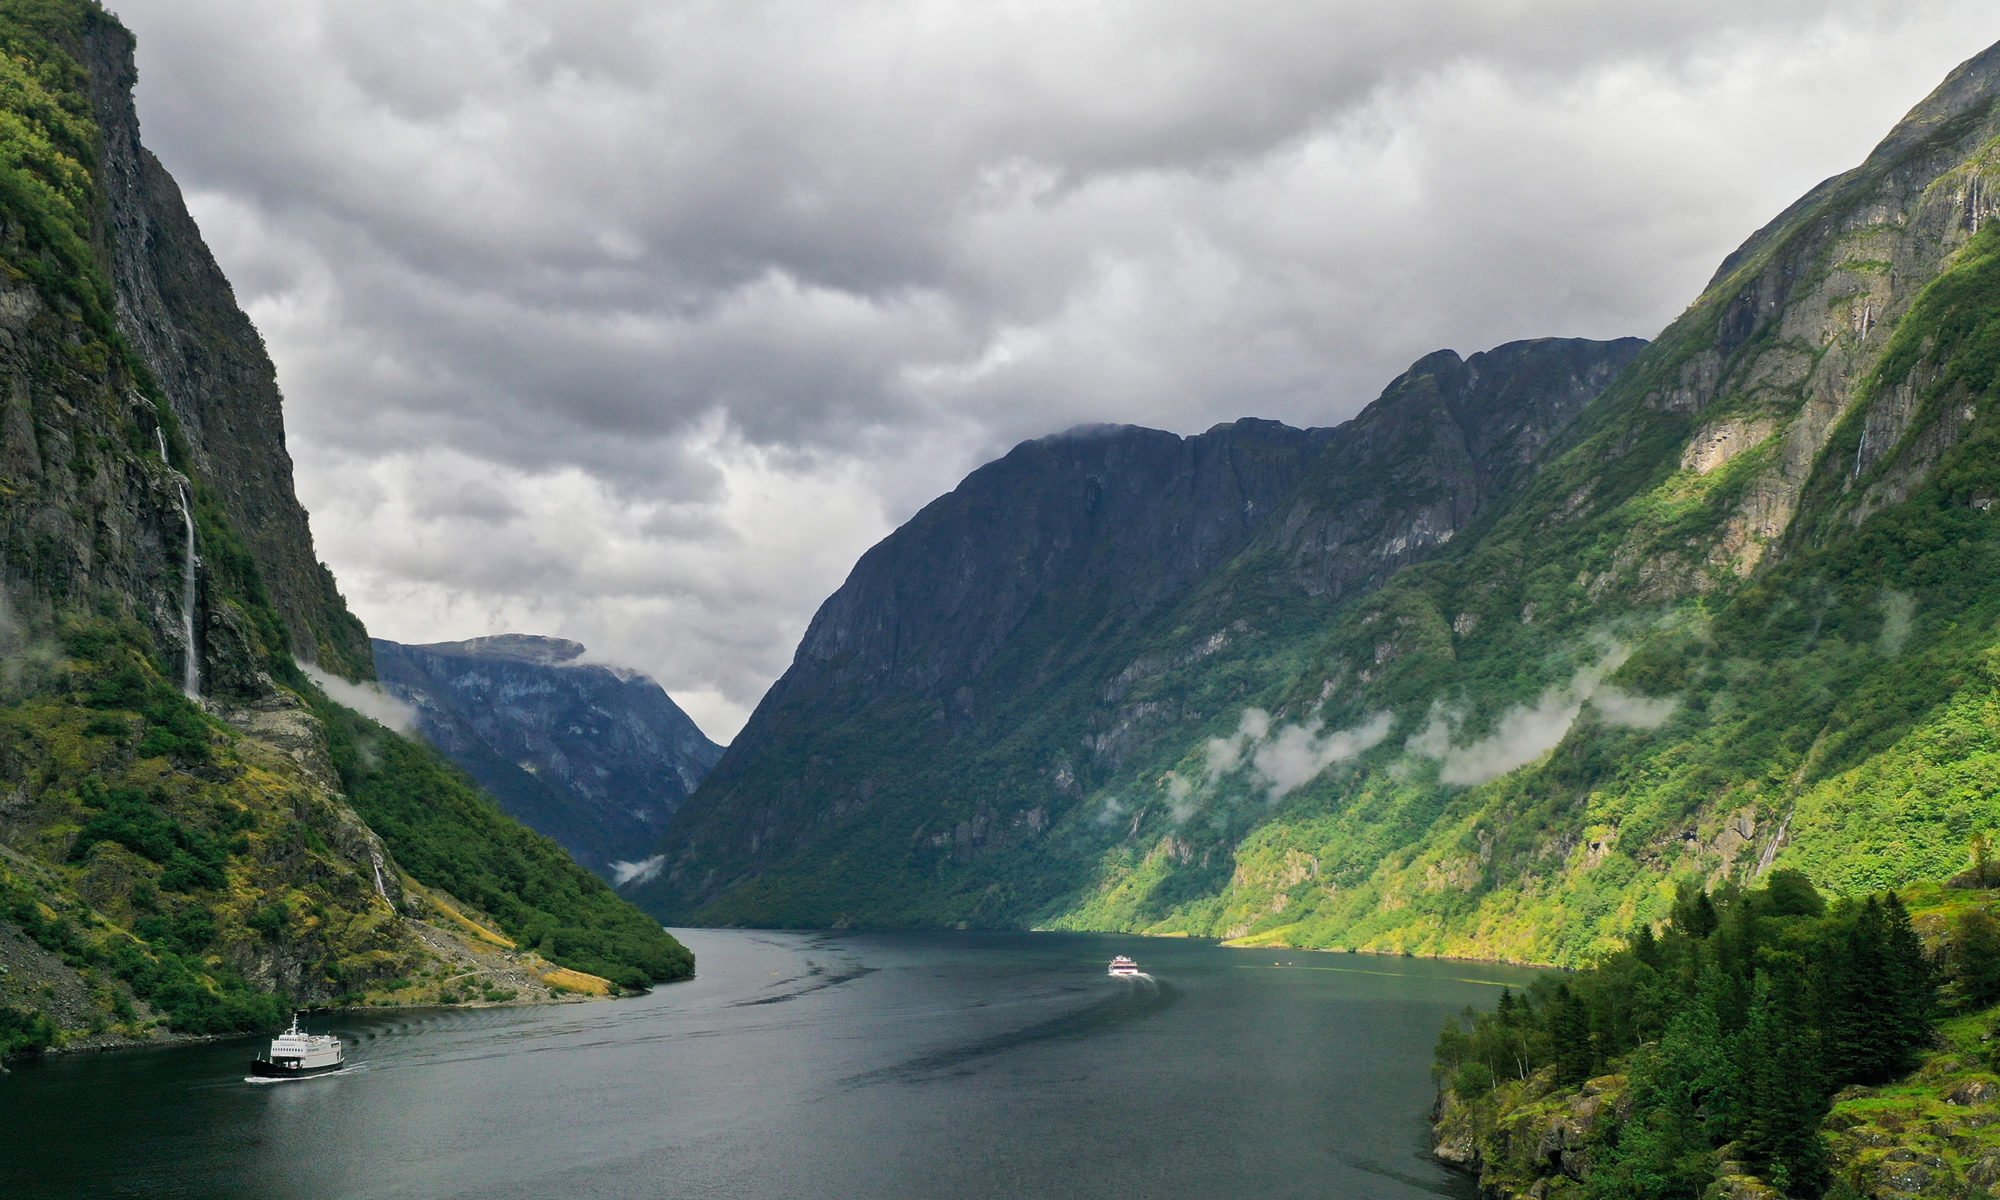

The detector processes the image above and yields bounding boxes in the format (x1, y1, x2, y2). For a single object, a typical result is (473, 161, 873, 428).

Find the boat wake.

(837, 977, 1179, 1089)
(242, 1065, 358, 1085)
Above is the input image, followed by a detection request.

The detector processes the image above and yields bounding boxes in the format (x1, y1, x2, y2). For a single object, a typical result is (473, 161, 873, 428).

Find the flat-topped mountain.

(374, 636, 723, 880)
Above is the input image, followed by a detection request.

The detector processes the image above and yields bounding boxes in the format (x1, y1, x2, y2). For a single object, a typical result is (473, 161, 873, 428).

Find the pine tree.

(1672, 883, 1719, 939)
(1951, 908, 2000, 1007)
(1882, 892, 1937, 1072)
(1552, 982, 1594, 1086)
(1819, 897, 1894, 1085)
(1631, 920, 1661, 968)
(1738, 970, 1828, 1196)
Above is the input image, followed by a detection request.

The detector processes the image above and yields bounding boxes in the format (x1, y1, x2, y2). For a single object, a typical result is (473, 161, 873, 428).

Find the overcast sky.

(110, 0, 2000, 741)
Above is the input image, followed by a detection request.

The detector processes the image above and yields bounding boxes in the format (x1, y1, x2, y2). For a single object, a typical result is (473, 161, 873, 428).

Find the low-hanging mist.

(1405, 645, 1679, 787)
(301, 662, 417, 732)
(1178, 643, 1681, 812)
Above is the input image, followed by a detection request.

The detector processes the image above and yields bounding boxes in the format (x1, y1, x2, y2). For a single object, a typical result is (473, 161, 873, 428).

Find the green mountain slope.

(633, 338, 1642, 926)
(0, 0, 686, 1060)
(642, 36, 2000, 967)
(1053, 37, 2000, 963)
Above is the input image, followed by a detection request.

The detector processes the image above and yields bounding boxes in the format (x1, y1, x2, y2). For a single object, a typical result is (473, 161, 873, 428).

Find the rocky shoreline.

(0, 901, 636, 1070)
(1429, 1038, 2000, 1200)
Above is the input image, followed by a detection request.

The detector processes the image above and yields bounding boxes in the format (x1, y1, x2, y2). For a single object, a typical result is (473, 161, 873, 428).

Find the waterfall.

(1753, 809, 1793, 877)
(157, 426, 201, 699)
(370, 850, 390, 902)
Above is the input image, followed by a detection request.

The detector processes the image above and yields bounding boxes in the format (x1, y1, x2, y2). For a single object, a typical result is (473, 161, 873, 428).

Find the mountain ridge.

(631, 335, 1643, 926)
(373, 634, 723, 880)
(637, 34, 2000, 966)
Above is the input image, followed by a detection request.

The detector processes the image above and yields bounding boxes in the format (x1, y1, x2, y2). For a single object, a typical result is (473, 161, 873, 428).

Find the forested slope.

(642, 36, 2000, 971)
(0, 0, 687, 1062)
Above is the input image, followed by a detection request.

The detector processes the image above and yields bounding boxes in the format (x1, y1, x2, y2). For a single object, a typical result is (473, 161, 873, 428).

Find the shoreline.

(8, 988, 625, 1064)
(716, 919, 1563, 971)
(2, 983, 670, 1069)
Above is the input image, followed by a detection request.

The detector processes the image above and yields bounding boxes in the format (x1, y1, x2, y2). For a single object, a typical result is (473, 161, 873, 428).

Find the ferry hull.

(249, 1058, 345, 1078)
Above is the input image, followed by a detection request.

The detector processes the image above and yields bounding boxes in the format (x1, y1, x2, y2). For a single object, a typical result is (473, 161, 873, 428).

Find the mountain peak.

(410, 634, 589, 666)
(372, 636, 724, 879)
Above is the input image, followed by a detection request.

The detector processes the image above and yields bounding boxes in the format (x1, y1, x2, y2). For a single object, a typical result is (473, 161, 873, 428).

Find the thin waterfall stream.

(156, 427, 200, 699)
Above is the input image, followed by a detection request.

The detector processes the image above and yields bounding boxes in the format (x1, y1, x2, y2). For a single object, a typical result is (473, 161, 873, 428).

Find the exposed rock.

(1708, 1173, 1785, 1200)
(1944, 1077, 2000, 1106)
(1681, 416, 1778, 475)
(374, 635, 722, 879)
(1432, 1072, 1626, 1197)
(82, 21, 370, 679)
(637, 338, 1643, 924)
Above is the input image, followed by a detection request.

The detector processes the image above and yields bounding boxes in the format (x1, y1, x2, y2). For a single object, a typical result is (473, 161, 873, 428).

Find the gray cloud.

(301, 662, 416, 732)
(1406, 645, 1679, 786)
(1200, 706, 1393, 802)
(112, 0, 2000, 738)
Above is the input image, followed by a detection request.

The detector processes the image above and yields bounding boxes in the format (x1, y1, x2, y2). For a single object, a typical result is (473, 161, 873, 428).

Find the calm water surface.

(1, 929, 1542, 1198)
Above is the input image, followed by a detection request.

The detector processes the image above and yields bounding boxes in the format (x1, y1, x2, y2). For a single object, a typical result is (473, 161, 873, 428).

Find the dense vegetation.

(310, 692, 692, 990)
(0, 625, 291, 1041)
(638, 42, 2000, 967)
(0, 0, 118, 335)
(1435, 872, 2000, 1197)
(1049, 122, 2000, 960)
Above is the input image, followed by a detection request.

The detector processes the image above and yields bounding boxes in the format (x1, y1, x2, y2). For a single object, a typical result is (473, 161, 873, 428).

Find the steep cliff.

(0, 0, 687, 1060)
(373, 635, 723, 880)
(1048, 34, 2000, 961)
(632, 337, 1640, 925)
(83, 19, 370, 679)
(643, 35, 2000, 958)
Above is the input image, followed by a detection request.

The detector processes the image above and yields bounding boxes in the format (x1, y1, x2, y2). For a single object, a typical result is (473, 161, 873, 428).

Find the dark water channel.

(1, 929, 1543, 1198)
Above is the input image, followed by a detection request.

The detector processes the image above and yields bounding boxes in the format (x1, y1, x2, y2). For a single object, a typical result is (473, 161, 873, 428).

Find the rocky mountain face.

(642, 36, 2000, 964)
(1051, 35, 2000, 962)
(0, 1, 686, 1061)
(84, 25, 370, 680)
(630, 336, 1641, 925)
(373, 635, 723, 881)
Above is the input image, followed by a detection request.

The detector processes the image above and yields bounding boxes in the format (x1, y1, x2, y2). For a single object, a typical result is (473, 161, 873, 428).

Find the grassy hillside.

(0, 0, 689, 1059)
(1043, 52, 2000, 962)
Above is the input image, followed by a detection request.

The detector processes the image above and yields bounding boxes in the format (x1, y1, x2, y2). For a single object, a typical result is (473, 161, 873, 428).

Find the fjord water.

(2, 930, 1540, 1198)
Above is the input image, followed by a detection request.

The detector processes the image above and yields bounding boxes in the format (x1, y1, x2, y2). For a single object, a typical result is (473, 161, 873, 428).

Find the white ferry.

(1107, 955, 1141, 977)
(249, 1013, 345, 1079)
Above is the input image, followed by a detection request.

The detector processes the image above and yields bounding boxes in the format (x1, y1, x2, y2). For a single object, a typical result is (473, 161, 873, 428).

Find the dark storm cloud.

(110, 0, 2000, 737)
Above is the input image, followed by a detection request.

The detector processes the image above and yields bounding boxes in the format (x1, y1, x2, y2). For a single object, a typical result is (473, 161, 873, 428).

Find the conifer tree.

(1883, 892, 1936, 1072)
(1951, 908, 2000, 1007)
(1672, 883, 1719, 939)
(1738, 970, 1827, 1196)
(1631, 920, 1659, 966)
(1552, 982, 1594, 1086)
(1819, 897, 1893, 1084)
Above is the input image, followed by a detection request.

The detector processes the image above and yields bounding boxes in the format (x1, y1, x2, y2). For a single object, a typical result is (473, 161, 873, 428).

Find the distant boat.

(1107, 955, 1141, 977)
(249, 1014, 345, 1079)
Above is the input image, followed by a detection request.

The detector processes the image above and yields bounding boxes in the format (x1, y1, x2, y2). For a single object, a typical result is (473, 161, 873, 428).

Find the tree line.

(1437, 870, 2000, 1198)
